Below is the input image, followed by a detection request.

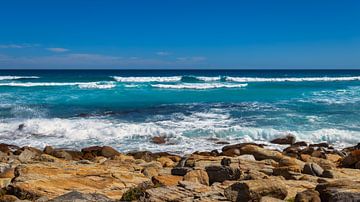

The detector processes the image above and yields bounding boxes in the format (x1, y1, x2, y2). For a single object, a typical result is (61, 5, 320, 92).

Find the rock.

(183, 169, 209, 186)
(309, 143, 329, 148)
(43, 146, 54, 155)
(260, 196, 284, 202)
(303, 163, 324, 177)
(0, 195, 19, 202)
(18, 149, 36, 163)
(9, 161, 149, 200)
(239, 144, 284, 162)
(294, 189, 321, 202)
(151, 136, 166, 144)
(171, 167, 193, 176)
(216, 141, 230, 145)
(128, 151, 154, 162)
(157, 157, 174, 167)
(142, 167, 158, 178)
(222, 148, 241, 156)
(0, 178, 12, 188)
(152, 174, 183, 186)
(341, 150, 360, 168)
(315, 179, 360, 202)
(221, 157, 231, 166)
(100, 146, 120, 158)
(273, 166, 303, 180)
(0, 143, 19, 154)
(0, 167, 15, 178)
(270, 134, 296, 145)
(51, 150, 73, 160)
(293, 141, 308, 147)
(311, 150, 326, 159)
(205, 166, 241, 184)
(355, 161, 360, 169)
(224, 179, 288, 201)
(48, 191, 113, 202)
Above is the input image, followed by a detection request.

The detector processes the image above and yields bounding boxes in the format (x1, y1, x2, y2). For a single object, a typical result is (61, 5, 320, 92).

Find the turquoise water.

(0, 70, 360, 153)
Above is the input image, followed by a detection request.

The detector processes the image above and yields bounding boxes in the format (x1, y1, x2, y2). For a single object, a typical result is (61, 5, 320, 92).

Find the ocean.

(0, 69, 360, 153)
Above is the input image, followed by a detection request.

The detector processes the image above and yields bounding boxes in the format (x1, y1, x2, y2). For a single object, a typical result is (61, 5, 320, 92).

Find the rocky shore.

(0, 136, 360, 201)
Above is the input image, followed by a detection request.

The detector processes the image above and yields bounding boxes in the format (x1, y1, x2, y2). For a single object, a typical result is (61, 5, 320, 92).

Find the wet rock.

(303, 163, 324, 176)
(183, 169, 209, 186)
(309, 142, 329, 148)
(205, 165, 241, 184)
(224, 179, 288, 201)
(294, 189, 321, 202)
(355, 161, 360, 169)
(171, 167, 193, 176)
(293, 141, 308, 147)
(315, 179, 360, 202)
(151, 136, 166, 144)
(48, 191, 113, 202)
(0, 143, 19, 154)
(270, 134, 296, 145)
(216, 141, 230, 145)
(152, 174, 183, 186)
(311, 150, 326, 159)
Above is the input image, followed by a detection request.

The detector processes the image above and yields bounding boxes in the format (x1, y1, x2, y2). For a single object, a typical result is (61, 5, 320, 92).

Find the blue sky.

(0, 0, 359, 69)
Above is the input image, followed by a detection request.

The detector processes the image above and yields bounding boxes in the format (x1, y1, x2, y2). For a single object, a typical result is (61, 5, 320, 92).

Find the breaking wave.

(0, 76, 40, 80)
(151, 83, 248, 89)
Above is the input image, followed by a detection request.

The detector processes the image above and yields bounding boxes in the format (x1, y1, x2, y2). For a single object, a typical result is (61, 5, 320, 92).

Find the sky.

(0, 0, 359, 69)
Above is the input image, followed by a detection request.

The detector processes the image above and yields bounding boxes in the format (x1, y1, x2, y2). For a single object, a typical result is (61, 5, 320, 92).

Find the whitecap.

(151, 83, 248, 89)
(112, 76, 181, 82)
(0, 76, 40, 80)
(226, 76, 360, 82)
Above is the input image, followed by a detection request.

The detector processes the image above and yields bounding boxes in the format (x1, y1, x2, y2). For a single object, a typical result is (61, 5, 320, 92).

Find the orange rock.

(152, 174, 183, 186)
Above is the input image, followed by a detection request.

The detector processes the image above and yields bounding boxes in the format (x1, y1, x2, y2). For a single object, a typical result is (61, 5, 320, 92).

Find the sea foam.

(0, 76, 40, 80)
(151, 83, 248, 89)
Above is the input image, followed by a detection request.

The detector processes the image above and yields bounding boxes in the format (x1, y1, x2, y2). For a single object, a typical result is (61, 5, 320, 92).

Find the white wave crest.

(196, 76, 222, 82)
(226, 76, 360, 82)
(151, 83, 248, 89)
(0, 76, 40, 80)
(112, 76, 181, 82)
(0, 81, 116, 89)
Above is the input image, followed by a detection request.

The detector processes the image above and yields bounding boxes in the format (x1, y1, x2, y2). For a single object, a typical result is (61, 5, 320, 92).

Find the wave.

(0, 81, 116, 89)
(226, 76, 360, 82)
(112, 76, 181, 82)
(0, 76, 40, 81)
(1, 116, 359, 153)
(151, 83, 248, 89)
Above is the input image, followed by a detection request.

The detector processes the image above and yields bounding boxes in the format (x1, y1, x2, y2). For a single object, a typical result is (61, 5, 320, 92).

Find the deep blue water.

(0, 69, 360, 153)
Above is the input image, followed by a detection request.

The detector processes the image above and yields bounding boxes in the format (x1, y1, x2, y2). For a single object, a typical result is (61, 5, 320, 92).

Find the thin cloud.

(47, 48, 69, 53)
(156, 51, 171, 56)
(0, 44, 38, 49)
(176, 56, 207, 62)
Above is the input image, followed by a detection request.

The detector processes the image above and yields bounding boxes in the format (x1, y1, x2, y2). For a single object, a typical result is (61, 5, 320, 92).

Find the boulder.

(128, 151, 154, 162)
(293, 141, 308, 147)
(152, 174, 183, 186)
(205, 165, 241, 184)
(18, 149, 36, 163)
(142, 167, 158, 178)
(341, 150, 360, 168)
(224, 179, 288, 201)
(43, 146, 54, 155)
(315, 179, 360, 202)
(100, 146, 120, 158)
(48, 191, 113, 202)
(303, 163, 324, 177)
(171, 167, 193, 176)
(183, 169, 209, 186)
(270, 134, 296, 145)
(294, 189, 321, 202)
(238, 145, 284, 162)
(151, 136, 166, 144)
(51, 150, 73, 160)
(157, 157, 174, 167)
(0, 143, 19, 154)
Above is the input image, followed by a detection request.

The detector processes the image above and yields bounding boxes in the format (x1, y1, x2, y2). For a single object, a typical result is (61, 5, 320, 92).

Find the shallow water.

(0, 69, 360, 153)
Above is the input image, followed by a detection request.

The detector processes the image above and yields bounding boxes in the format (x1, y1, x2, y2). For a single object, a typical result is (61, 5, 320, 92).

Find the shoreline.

(0, 136, 359, 201)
